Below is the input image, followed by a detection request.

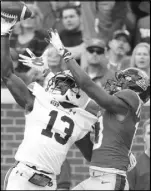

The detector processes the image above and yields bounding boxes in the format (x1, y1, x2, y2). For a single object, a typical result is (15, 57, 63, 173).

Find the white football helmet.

(44, 70, 89, 108)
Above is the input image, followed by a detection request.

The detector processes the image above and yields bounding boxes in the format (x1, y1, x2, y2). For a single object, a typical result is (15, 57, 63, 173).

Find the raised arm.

(1, 33, 34, 110)
(46, 29, 128, 115)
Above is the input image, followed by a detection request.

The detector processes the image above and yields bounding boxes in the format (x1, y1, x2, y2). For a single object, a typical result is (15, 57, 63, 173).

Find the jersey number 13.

(41, 110, 74, 145)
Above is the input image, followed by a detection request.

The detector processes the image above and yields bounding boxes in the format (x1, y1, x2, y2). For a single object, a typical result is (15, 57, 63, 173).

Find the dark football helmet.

(105, 68, 150, 104)
(45, 70, 89, 107)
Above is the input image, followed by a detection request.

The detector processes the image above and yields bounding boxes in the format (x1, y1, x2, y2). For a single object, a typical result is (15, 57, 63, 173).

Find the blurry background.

(1, 0, 150, 189)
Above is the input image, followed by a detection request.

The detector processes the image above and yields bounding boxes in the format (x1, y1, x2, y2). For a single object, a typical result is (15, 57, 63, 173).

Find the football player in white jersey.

(1, 11, 97, 190)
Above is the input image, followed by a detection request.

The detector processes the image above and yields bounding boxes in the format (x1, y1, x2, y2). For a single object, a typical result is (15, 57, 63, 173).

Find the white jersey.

(15, 83, 97, 175)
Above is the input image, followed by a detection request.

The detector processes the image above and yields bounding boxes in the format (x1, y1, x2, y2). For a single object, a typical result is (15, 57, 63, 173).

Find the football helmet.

(45, 70, 89, 108)
(105, 67, 150, 104)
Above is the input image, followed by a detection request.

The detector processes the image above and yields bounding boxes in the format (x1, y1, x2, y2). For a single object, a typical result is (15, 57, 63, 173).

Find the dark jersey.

(91, 89, 141, 171)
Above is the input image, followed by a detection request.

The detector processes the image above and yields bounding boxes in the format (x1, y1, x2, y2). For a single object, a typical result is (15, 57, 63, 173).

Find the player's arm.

(47, 29, 128, 115)
(65, 58, 128, 115)
(75, 132, 93, 162)
(1, 36, 34, 110)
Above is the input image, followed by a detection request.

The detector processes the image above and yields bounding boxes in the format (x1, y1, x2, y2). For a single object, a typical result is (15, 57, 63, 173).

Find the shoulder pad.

(114, 89, 141, 113)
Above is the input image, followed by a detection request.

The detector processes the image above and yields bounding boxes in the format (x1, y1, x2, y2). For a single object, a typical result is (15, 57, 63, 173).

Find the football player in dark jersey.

(47, 29, 150, 190)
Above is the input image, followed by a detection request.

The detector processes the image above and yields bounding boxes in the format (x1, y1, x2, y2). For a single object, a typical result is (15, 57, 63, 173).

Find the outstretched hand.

(19, 48, 48, 72)
(45, 28, 65, 56)
(45, 28, 73, 62)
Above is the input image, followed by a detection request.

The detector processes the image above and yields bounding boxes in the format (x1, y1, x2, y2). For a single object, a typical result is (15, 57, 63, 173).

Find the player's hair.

(60, 5, 81, 18)
(143, 118, 150, 135)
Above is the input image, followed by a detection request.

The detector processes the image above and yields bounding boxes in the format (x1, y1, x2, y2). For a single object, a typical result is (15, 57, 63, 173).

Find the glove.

(127, 152, 137, 172)
(45, 28, 73, 62)
(1, 16, 17, 35)
(18, 48, 48, 72)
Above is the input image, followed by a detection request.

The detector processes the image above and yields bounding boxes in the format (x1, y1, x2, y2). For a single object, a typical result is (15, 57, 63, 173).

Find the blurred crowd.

(1, 1, 150, 189)
(2, 1, 150, 94)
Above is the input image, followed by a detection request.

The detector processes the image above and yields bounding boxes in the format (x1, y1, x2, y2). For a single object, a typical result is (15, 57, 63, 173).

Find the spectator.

(127, 119, 150, 190)
(57, 159, 71, 190)
(135, 1, 150, 46)
(59, 5, 84, 66)
(95, 1, 129, 43)
(81, 1, 133, 45)
(37, 1, 81, 33)
(130, 43, 150, 77)
(10, 3, 48, 74)
(135, 15, 150, 45)
(127, 1, 150, 49)
(106, 30, 131, 73)
(129, 1, 149, 21)
(81, 38, 114, 87)
(43, 44, 67, 74)
(36, 1, 68, 32)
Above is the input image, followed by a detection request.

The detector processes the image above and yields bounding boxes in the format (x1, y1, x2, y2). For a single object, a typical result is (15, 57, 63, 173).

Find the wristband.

(63, 49, 73, 63)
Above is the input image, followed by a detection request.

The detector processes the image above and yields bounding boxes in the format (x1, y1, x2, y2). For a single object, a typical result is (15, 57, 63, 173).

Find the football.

(1, 1, 32, 21)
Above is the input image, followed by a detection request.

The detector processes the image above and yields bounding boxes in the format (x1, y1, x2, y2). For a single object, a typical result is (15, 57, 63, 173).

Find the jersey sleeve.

(114, 89, 141, 114)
